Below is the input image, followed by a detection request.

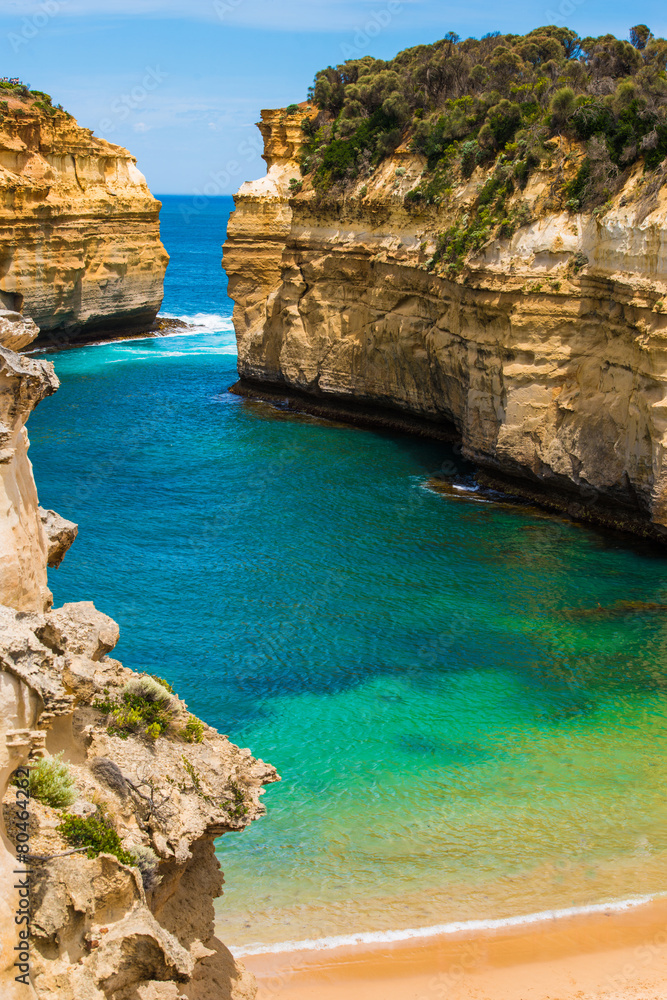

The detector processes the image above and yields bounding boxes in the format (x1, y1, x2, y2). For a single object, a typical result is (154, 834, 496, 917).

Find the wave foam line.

(159, 311, 234, 333)
(229, 894, 660, 957)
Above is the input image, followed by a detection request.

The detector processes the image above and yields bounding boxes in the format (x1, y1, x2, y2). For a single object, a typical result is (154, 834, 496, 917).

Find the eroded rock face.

(38, 509, 78, 570)
(224, 107, 667, 541)
(0, 99, 168, 345)
(0, 313, 277, 998)
(0, 600, 277, 1000)
(0, 335, 59, 612)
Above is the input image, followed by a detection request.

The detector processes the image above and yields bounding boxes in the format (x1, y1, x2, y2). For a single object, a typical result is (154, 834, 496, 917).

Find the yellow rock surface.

(225, 107, 667, 541)
(0, 98, 168, 344)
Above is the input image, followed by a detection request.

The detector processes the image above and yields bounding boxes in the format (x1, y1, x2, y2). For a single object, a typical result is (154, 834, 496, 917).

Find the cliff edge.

(224, 31, 667, 542)
(0, 89, 168, 347)
(0, 315, 277, 999)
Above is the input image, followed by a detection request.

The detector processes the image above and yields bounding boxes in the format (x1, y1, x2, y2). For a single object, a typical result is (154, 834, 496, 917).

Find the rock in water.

(0, 95, 168, 347)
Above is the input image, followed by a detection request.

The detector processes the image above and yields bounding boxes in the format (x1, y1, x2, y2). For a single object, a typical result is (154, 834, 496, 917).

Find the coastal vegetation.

(58, 810, 136, 865)
(299, 24, 667, 214)
(58, 810, 162, 889)
(94, 674, 177, 741)
(21, 752, 76, 809)
(0, 78, 68, 117)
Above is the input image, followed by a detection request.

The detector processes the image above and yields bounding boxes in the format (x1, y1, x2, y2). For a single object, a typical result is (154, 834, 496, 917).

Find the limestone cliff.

(224, 106, 667, 542)
(0, 93, 168, 346)
(0, 313, 278, 999)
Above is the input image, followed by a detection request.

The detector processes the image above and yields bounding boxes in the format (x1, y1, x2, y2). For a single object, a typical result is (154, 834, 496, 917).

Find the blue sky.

(0, 0, 664, 193)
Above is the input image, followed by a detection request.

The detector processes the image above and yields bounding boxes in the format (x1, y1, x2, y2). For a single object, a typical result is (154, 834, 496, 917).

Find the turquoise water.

(28, 196, 667, 949)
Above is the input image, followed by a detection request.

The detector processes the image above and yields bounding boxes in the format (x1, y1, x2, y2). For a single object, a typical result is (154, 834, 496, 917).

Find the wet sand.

(243, 897, 667, 999)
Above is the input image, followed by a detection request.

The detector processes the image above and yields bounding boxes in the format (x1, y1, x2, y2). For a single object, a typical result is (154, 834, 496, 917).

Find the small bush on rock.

(28, 753, 76, 809)
(181, 716, 205, 743)
(58, 811, 135, 864)
(150, 675, 174, 694)
(125, 675, 174, 705)
(96, 674, 176, 740)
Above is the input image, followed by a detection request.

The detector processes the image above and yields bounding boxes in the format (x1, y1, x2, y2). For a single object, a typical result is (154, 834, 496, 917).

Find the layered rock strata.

(0, 313, 277, 998)
(0, 97, 168, 346)
(224, 107, 667, 542)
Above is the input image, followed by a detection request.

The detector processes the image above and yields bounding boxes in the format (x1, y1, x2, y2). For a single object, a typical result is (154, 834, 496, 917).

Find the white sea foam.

(26, 313, 237, 355)
(228, 894, 660, 957)
(159, 311, 235, 334)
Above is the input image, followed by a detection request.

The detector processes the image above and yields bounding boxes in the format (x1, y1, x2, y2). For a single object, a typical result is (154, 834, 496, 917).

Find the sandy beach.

(243, 897, 667, 999)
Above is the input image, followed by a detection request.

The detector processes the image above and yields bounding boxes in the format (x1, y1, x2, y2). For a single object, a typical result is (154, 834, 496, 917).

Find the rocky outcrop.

(224, 107, 667, 542)
(0, 311, 278, 998)
(0, 318, 59, 612)
(38, 509, 78, 570)
(0, 601, 276, 1000)
(0, 95, 168, 346)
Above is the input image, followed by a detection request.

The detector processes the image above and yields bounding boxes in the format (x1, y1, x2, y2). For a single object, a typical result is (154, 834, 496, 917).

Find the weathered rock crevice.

(224, 107, 667, 543)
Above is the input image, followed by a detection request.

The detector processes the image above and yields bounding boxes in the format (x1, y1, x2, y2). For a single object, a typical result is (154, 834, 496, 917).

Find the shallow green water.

(27, 197, 667, 950)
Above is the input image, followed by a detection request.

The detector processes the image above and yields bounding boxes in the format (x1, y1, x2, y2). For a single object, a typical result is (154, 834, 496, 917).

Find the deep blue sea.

(28, 195, 667, 951)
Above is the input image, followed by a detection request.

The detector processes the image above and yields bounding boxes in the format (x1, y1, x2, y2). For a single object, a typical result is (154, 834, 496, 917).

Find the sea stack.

(0, 90, 168, 347)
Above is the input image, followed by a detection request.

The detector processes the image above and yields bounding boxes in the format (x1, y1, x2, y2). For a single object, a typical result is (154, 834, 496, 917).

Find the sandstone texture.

(0, 96, 168, 346)
(0, 311, 278, 998)
(38, 509, 78, 570)
(224, 107, 667, 541)
(0, 315, 58, 612)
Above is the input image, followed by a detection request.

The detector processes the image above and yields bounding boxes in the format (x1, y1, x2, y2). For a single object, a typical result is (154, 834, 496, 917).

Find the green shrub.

(312, 105, 406, 188)
(285, 103, 300, 114)
(58, 812, 135, 864)
(460, 140, 480, 178)
(565, 158, 591, 209)
(430, 211, 494, 275)
(27, 753, 76, 809)
(486, 100, 522, 148)
(550, 87, 576, 128)
(107, 705, 143, 736)
(180, 717, 205, 743)
(299, 26, 667, 194)
(225, 781, 249, 820)
(288, 177, 303, 194)
(478, 170, 511, 208)
(150, 675, 174, 694)
(96, 674, 176, 740)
